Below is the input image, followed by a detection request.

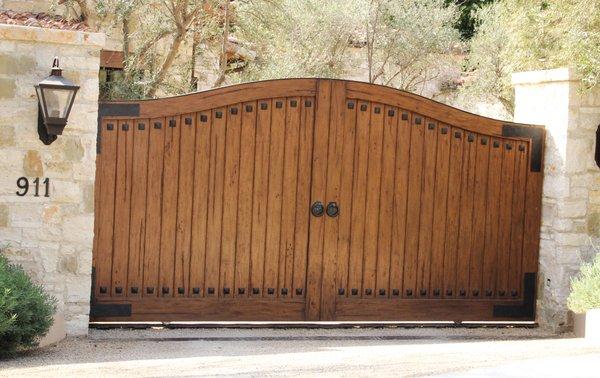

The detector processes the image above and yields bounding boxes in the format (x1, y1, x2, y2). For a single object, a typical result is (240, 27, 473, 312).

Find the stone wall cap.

(512, 67, 579, 86)
(0, 23, 105, 49)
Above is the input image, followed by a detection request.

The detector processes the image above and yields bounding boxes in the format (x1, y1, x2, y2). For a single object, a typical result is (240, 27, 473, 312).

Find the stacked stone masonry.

(513, 68, 600, 331)
(0, 24, 105, 336)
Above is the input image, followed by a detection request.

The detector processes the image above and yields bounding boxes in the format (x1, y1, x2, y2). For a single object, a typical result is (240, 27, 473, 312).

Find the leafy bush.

(568, 253, 600, 314)
(0, 253, 56, 357)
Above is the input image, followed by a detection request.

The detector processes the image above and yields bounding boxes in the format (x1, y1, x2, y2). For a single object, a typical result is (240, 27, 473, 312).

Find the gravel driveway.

(1, 327, 599, 377)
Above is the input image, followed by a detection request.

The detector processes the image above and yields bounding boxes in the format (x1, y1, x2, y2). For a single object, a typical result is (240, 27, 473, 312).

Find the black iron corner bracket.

(97, 103, 140, 154)
(502, 125, 544, 172)
(89, 266, 132, 318)
(493, 272, 536, 319)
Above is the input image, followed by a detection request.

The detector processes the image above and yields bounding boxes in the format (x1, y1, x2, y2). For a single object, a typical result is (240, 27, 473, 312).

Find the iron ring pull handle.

(326, 202, 339, 217)
(311, 201, 324, 217)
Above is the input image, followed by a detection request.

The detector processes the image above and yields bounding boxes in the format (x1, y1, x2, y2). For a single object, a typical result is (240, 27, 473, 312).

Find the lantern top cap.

(36, 57, 79, 90)
(50, 56, 62, 77)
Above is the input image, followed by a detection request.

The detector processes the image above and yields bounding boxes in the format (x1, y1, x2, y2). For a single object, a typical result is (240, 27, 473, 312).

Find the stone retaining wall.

(0, 24, 105, 336)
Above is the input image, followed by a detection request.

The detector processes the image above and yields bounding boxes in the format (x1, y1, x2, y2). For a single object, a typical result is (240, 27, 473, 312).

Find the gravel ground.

(1, 327, 599, 377)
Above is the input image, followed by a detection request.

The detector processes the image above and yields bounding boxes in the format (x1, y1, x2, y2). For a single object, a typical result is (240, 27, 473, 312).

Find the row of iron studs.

(100, 286, 303, 296)
(100, 285, 517, 298)
(346, 100, 527, 152)
(104, 99, 313, 132)
(339, 288, 518, 297)
(106, 101, 527, 153)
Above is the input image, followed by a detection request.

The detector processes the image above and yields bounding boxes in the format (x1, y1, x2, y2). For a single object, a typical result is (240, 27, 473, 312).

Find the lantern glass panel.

(41, 87, 75, 119)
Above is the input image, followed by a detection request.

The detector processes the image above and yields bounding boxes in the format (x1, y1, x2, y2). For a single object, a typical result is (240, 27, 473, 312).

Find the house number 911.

(16, 177, 50, 197)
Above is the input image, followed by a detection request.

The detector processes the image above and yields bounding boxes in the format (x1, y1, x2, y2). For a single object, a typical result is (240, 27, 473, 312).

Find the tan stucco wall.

(0, 24, 105, 336)
(513, 67, 600, 331)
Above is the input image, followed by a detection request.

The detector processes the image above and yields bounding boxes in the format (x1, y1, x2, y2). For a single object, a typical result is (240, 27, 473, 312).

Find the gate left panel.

(92, 81, 318, 321)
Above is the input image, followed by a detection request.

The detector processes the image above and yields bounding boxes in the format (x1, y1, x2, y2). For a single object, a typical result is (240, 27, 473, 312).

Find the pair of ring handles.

(311, 201, 339, 217)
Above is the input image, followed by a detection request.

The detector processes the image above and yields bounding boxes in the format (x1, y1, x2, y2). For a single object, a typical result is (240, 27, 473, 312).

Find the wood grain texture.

(220, 105, 242, 297)
(305, 80, 331, 320)
(127, 119, 149, 297)
(189, 111, 212, 296)
(112, 120, 134, 296)
(142, 117, 165, 297)
(93, 79, 543, 322)
(158, 116, 181, 298)
(174, 113, 196, 297)
(235, 101, 257, 297)
(95, 120, 118, 297)
(204, 108, 227, 298)
(250, 100, 272, 297)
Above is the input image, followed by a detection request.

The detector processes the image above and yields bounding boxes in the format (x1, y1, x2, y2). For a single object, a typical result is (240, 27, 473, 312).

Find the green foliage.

(446, 0, 495, 39)
(0, 254, 56, 358)
(568, 253, 600, 313)
(233, 0, 460, 93)
(459, 0, 600, 115)
(234, 0, 364, 82)
(365, 0, 461, 92)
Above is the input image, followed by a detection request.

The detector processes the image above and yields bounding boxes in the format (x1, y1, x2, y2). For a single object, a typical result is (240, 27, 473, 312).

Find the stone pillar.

(0, 24, 105, 337)
(513, 68, 600, 331)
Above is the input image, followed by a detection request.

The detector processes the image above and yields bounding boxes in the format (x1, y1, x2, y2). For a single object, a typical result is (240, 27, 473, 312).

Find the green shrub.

(0, 253, 56, 357)
(568, 253, 600, 314)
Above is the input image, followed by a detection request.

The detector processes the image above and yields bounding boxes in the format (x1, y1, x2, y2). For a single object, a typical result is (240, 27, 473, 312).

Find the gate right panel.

(325, 81, 544, 321)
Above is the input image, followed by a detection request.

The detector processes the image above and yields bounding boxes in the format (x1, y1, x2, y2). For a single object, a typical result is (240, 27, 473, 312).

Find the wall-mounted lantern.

(35, 57, 79, 145)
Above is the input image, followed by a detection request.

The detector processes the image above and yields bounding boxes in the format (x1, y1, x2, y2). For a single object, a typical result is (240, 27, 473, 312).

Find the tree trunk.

(213, 0, 230, 88)
(122, 16, 130, 63)
(146, 31, 187, 98)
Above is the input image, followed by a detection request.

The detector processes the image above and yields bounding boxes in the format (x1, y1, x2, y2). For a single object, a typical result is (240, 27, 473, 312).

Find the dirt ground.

(1, 326, 599, 377)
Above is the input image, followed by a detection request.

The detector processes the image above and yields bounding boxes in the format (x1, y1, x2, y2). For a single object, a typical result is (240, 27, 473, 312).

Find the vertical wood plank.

(112, 119, 134, 296)
(402, 113, 424, 298)
(390, 110, 412, 297)
(174, 113, 196, 296)
(363, 102, 385, 298)
(321, 81, 345, 319)
(250, 100, 272, 297)
(347, 100, 370, 299)
(375, 106, 398, 298)
(220, 104, 242, 297)
(292, 97, 315, 299)
(496, 140, 516, 298)
(335, 98, 357, 298)
(455, 132, 477, 298)
(481, 138, 503, 298)
(205, 108, 227, 297)
(235, 101, 257, 297)
(95, 120, 118, 297)
(189, 111, 212, 296)
(280, 97, 301, 296)
(264, 98, 286, 298)
(468, 134, 490, 298)
(158, 116, 181, 297)
(429, 124, 451, 298)
(442, 127, 464, 298)
(416, 119, 438, 298)
(306, 80, 331, 320)
(143, 118, 165, 297)
(127, 119, 149, 297)
(509, 142, 528, 298)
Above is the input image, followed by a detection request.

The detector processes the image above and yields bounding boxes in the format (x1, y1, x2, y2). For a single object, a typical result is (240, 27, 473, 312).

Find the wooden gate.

(92, 79, 544, 322)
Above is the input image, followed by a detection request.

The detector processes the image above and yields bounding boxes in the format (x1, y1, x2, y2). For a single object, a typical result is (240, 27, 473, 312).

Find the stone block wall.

(513, 68, 600, 331)
(0, 24, 104, 336)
